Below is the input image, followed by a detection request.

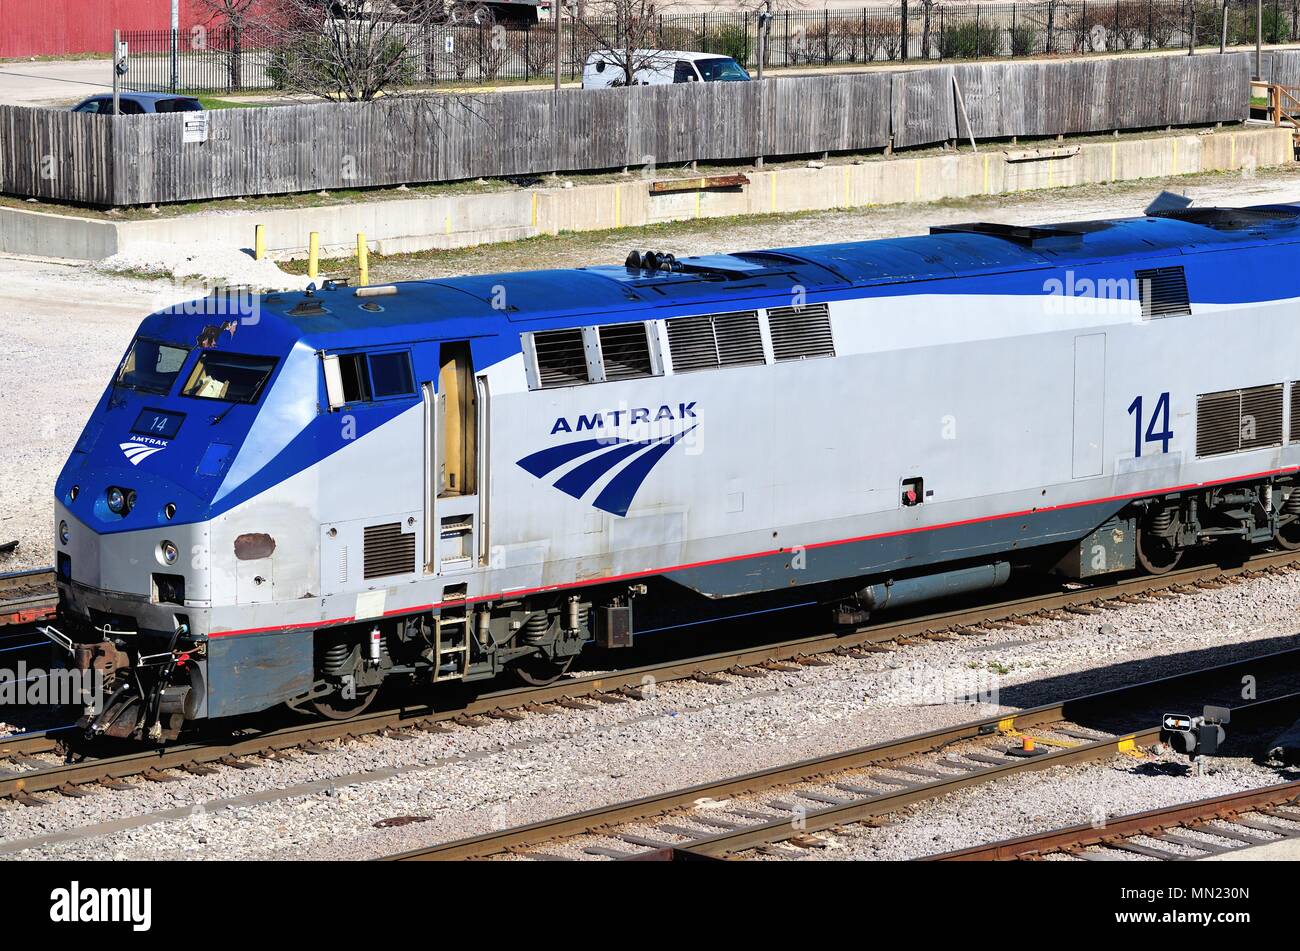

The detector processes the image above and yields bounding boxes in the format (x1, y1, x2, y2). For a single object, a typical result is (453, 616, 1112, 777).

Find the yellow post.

(307, 231, 319, 280)
(254, 224, 265, 261)
(356, 232, 368, 287)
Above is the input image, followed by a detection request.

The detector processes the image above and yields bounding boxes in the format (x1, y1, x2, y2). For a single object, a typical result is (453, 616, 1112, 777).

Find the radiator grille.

(1241, 384, 1284, 450)
(666, 311, 763, 372)
(1135, 266, 1191, 319)
(766, 303, 835, 360)
(532, 328, 589, 388)
(598, 322, 653, 380)
(1291, 383, 1300, 443)
(1196, 385, 1284, 457)
(363, 522, 416, 579)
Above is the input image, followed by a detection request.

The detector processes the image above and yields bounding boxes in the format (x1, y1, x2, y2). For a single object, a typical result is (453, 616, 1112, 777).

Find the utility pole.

(170, 0, 179, 92)
(553, 1, 563, 90)
(1256, 0, 1263, 78)
(1220, 0, 1228, 53)
(113, 29, 122, 116)
(756, 0, 770, 80)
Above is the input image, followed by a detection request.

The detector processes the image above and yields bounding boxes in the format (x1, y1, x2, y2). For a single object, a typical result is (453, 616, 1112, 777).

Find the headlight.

(58, 520, 69, 545)
(159, 540, 179, 566)
(107, 487, 126, 514)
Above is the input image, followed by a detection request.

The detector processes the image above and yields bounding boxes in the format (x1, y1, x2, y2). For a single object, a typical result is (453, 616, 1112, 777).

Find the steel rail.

(925, 780, 1300, 861)
(383, 649, 1300, 860)
(4, 550, 1298, 802)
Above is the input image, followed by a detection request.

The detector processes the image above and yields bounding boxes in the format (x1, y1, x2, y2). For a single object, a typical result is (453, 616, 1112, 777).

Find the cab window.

(116, 339, 190, 394)
(322, 351, 415, 409)
(181, 352, 277, 403)
(695, 57, 750, 82)
(673, 61, 698, 83)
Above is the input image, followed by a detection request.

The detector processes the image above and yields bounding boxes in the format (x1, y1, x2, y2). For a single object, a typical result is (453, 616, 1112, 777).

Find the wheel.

(511, 653, 575, 686)
(1136, 522, 1183, 574)
(310, 686, 379, 720)
(1275, 519, 1300, 550)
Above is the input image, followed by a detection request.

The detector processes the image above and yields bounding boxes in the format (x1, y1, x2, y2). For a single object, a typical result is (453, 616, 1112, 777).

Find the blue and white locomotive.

(48, 203, 1300, 739)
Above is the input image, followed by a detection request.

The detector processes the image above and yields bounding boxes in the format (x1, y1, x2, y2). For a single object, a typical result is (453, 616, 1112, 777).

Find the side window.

(369, 351, 415, 399)
(73, 99, 100, 113)
(118, 98, 145, 115)
(673, 61, 697, 83)
(322, 351, 415, 409)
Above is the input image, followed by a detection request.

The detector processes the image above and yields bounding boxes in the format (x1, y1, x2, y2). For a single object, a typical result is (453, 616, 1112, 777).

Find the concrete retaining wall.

(1, 126, 1291, 263)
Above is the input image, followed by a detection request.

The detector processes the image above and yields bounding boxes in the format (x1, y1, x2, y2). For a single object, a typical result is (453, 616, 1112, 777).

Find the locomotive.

(44, 202, 1300, 740)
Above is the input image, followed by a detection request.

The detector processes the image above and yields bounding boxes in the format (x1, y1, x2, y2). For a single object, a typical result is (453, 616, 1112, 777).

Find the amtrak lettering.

(550, 401, 697, 434)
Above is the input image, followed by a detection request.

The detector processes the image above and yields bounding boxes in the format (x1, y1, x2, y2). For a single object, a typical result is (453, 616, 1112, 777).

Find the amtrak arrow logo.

(516, 426, 696, 517)
(120, 440, 166, 466)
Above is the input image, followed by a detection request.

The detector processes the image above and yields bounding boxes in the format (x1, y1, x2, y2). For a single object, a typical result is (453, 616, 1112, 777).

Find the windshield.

(181, 352, 278, 403)
(696, 57, 750, 82)
(116, 339, 190, 394)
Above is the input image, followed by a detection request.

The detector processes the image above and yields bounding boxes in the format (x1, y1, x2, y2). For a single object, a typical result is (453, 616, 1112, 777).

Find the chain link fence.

(118, 0, 1300, 94)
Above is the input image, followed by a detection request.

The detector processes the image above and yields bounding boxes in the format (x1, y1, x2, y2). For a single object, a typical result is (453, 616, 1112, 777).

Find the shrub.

(939, 20, 1001, 58)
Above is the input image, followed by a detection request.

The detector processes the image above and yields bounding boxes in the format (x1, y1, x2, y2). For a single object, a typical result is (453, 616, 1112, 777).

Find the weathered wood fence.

(0, 53, 1252, 207)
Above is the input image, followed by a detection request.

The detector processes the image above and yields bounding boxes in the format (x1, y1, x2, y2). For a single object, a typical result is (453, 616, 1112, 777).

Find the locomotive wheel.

(512, 654, 575, 686)
(1136, 523, 1183, 574)
(1275, 520, 1300, 550)
(310, 686, 379, 720)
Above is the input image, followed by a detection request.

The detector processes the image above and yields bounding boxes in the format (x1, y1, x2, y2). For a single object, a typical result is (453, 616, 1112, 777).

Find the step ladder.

(433, 607, 470, 682)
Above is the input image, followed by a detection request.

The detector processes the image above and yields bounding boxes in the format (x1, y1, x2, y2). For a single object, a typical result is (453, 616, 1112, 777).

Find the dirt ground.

(2, 163, 1299, 570)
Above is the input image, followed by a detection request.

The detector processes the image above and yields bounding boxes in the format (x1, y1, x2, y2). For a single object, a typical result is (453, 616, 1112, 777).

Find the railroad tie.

(1192, 825, 1274, 846)
(1153, 831, 1235, 855)
(615, 832, 681, 850)
(552, 699, 598, 711)
(794, 790, 852, 806)
(691, 673, 730, 685)
(891, 764, 951, 779)
(54, 784, 94, 798)
(1227, 816, 1300, 837)
(1105, 840, 1186, 860)
(583, 845, 638, 859)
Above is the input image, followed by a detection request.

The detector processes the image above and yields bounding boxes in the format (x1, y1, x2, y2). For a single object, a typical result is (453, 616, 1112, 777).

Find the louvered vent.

(1135, 266, 1191, 319)
(1241, 384, 1284, 450)
(666, 311, 763, 373)
(363, 522, 416, 579)
(532, 329, 589, 388)
(767, 303, 835, 360)
(1196, 385, 1284, 457)
(1292, 383, 1300, 443)
(598, 322, 653, 380)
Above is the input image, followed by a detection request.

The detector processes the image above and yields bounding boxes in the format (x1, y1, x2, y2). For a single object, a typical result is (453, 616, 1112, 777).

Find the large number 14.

(1127, 392, 1173, 457)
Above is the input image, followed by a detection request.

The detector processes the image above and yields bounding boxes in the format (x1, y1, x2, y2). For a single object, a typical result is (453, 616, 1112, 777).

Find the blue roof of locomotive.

(260, 203, 1300, 339)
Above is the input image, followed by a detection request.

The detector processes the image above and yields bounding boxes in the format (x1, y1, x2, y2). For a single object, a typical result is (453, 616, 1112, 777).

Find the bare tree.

(256, 0, 449, 101)
(570, 0, 681, 87)
(196, 0, 260, 90)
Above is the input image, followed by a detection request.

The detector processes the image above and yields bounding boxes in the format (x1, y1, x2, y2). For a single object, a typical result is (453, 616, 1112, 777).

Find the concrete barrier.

(1, 126, 1291, 264)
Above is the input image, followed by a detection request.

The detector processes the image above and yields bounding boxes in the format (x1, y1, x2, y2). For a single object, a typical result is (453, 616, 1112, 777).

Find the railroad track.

(0, 567, 55, 627)
(927, 781, 1300, 861)
(383, 648, 1300, 861)
(1, 548, 1297, 806)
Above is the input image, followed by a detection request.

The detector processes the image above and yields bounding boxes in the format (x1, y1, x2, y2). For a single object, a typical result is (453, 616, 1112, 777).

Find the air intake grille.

(767, 303, 835, 360)
(1292, 383, 1300, 443)
(532, 329, 589, 388)
(1135, 266, 1191, 319)
(666, 311, 763, 373)
(598, 322, 653, 380)
(1196, 384, 1284, 457)
(363, 522, 416, 579)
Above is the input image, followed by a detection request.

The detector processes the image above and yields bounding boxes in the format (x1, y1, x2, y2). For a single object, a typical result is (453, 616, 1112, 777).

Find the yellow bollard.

(254, 224, 265, 261)
(356, 232, 368, 287)
(307, 231, 319, 280)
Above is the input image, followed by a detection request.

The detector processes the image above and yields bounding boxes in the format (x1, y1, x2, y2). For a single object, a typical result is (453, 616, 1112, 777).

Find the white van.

(581, 49, 751, 89)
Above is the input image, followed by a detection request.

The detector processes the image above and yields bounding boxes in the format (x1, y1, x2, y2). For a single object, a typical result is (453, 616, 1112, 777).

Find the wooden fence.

(0, 53, 1252, 208)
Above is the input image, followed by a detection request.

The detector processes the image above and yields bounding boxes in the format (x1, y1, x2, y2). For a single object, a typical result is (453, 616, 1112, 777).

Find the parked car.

(70, 92, 203, 115)
(582, 50, 751, 89)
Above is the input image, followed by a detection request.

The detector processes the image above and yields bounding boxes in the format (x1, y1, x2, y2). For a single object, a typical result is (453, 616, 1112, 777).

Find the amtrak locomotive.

(46, 203, 1300, 740)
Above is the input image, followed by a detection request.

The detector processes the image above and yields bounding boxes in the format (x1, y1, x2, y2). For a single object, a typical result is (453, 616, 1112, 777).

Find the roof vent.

(929, 222, 1084, 250)
(288, 298, 328, 316)
(1135, 266, 1190, 319)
